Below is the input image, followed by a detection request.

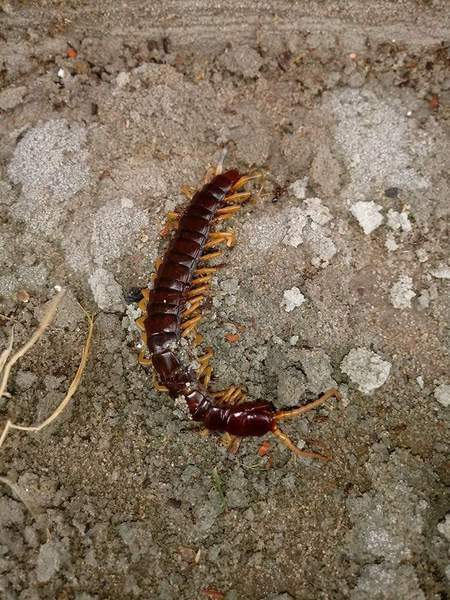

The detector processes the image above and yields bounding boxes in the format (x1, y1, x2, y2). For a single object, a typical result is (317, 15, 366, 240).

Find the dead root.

(0, 289, 94, 533)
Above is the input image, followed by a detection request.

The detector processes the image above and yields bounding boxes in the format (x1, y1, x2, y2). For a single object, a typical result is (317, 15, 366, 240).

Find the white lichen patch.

(434, 384, 450, 407)
(387, 209, 412, 232)
(92, 197, 149, 266)
(390, 275, 416, 309)
(283, 198, 336, 267)
(7, 119, 90, 235)
(341, 348, 391, 394)
(431, 265, 450, 279)
(350, 201, 383, 235)
(289, 177, 308, 200)
(385, 235, 399, 252)
(281, 287, 306, 312)
(437, 514, 450, 541)
(88, 268, 124, 312)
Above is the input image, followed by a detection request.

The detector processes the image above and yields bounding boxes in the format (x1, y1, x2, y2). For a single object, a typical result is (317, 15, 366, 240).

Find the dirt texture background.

(0, 1, 449, 599)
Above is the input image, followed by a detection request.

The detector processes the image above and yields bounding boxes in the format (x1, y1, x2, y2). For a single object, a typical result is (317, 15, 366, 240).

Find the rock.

(390, 275, 416, 309)
(437, 514, 450, 541)
(36, 542, 66, 583)
(14, 370, 37, 391)
(0, 85, 27, 110)
(350, 201, 383, 235)
(386, 209, 412, 232)
(289, 177, 308, 200)
(88, 268, 124, 312)
(297, 348, 337, 395)
(220, 45, 263, 78)
(431, 266, 450, 279)
(351, 564, 425, 600)
(281, 287, 306, 312)
(434, 383, 450, 407)
(341, 348, 391, 394)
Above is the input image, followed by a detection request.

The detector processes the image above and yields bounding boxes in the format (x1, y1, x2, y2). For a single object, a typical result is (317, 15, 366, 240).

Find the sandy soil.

(0, 1, 449, 599)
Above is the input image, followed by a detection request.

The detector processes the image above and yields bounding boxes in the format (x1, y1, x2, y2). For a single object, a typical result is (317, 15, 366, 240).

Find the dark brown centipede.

(135, 166, 340, 460)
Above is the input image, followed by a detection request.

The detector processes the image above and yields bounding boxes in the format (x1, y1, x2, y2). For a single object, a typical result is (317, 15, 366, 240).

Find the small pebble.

(281, 287, 306, 312)
(350, 201, 383, 235)
(434, 384, 450, 407)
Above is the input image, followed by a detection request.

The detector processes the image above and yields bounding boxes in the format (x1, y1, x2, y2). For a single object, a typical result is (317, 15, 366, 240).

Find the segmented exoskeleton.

(135, 166, 340, 460)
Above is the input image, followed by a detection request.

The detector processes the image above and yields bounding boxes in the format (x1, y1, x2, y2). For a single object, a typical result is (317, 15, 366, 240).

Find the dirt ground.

(0, 1, 449, 599)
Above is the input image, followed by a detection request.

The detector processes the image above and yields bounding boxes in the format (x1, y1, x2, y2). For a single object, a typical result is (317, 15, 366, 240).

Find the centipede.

(135, 161, 340, 461)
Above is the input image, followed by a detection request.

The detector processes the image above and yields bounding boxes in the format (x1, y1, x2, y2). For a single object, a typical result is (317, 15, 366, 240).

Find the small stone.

(15, 370, 37, 391)
(281, 287, 306, 312)
(0, 85, 27, 110)
(416, 376, 424, 389)
(350, 201, 383, 235)
(289, 335, 299, 346)
(437, 514, 450, 541)
(116, 71, 130, 88)
(416, 248, 428, 263)
(390, 275, 416, 309)
(341, 348, 391, 394)
(386, 209, 412, 232)
(36, 542, 64, 583)
(417, 290, 430, 310)
(385, 235, 398, 252)
(88, 268, 124, 312)
(431, 266, 450, 279)
(434, 383, 450, 407)
(289, 177, 308, 200)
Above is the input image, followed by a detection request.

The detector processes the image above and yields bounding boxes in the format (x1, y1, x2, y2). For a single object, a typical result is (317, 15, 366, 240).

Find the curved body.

(144, 170, 276, 437)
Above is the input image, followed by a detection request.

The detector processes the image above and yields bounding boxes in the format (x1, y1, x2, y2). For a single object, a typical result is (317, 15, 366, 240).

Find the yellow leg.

(197, 347, 214, 367)
(224, 191, 252, 204)
(231, 172, 263, 191)
(204, 230, 236, 249)
(190, 274, 213, 286)
(272, 428, 331, 462)
(199, 251, 222, 262)
(152, 369, 169, 392)
(181, 315, 202, 336)
(200, 366, 213, 388)
(274, 388, 340, 422)
(138, 349, 152, 367)
(271, 388, 340, 461)
(195, 267, 217, 276)
(193, 333, 204, 347)
(182, 297, 204, 318)
(212, 386, 246, 404)
(187, 285, 209, 298)
(136, 316, 146, 331)
(216, 205, 240, 218)
(181, 185, 196, 200)
(154, 257, 162, 270)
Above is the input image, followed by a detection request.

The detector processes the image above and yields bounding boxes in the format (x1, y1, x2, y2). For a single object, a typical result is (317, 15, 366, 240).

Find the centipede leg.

(181, 185, 196, 200)
(224, 191, 252, 204)
(272, 388, 341, 461)
(274, 388, 341, 422)
(215, 206, 241, 222)
(204, 230, 236, 250)
(181, 315, 202, 337)
(231, 172, 263, 191)
(138, 349, 152, 367)
(272, 427, 331, 462)
(152, 369, 169, 392)
(161, 211, 181, 237)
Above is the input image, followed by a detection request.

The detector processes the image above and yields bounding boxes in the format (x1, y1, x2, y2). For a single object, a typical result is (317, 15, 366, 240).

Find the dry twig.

(0, 289, 94, 526)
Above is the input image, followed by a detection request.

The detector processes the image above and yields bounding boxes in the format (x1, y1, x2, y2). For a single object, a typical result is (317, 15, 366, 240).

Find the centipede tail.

(138, 167, 340, 460)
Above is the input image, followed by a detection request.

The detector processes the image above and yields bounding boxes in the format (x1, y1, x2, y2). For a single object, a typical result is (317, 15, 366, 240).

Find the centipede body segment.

(136, 164, 340, 460)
